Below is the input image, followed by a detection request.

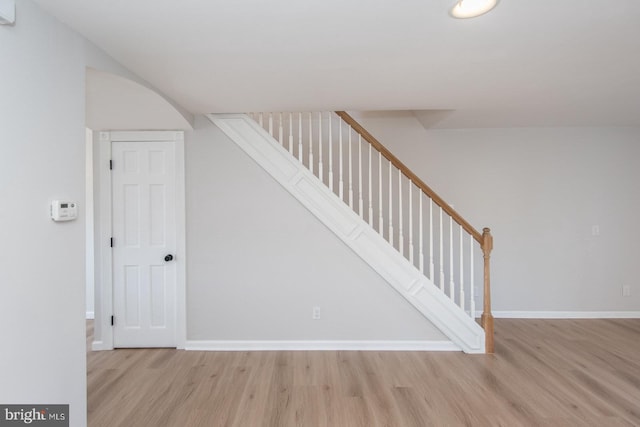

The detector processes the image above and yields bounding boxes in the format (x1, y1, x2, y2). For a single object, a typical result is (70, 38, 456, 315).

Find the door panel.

(112, 140, 176, 348)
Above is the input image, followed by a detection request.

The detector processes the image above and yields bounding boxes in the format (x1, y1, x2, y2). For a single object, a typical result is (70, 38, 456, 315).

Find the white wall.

(84, 41, 193, 128)
(85, 68, 193, 131)
(353, 112, 640, 314)
(185, 116, 446, 341)
(0, 1, 86, 425)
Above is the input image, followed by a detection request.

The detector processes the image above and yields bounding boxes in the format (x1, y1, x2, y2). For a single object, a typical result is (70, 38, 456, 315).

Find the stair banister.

(240, 111, 494, 353)
(335, 111, 494, 353)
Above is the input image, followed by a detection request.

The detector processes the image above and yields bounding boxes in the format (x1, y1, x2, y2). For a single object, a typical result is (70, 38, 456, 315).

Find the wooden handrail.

(335, 111, 482, 243)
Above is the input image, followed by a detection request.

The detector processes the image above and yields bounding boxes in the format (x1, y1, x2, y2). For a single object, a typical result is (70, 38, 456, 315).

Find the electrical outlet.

(591, 225, 600, 236)
(622, 285, 631, 297)
(312, 306, 321, 320)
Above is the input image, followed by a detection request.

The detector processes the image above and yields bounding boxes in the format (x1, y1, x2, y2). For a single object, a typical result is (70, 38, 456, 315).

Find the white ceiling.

(35, 0, 640, 128)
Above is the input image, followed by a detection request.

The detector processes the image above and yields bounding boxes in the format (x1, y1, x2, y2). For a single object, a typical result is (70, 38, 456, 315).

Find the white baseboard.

(493, 311, 640, 319)
(91, 340, 108, 351)
(185, 340, 461, 352)
(86, 311, 95, 319)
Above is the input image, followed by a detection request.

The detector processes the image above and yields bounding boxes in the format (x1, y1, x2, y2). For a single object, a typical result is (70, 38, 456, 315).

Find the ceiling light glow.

(450, 0, 498, 19)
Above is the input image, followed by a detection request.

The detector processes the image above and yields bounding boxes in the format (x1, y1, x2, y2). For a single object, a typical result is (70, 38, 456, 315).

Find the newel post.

(481, 227, 495, 353)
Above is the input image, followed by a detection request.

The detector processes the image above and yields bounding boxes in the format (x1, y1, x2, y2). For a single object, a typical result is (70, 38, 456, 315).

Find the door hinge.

(111, 315, 114, 326)
(109, 160, 113, 170)
(110, 237, 114, 247)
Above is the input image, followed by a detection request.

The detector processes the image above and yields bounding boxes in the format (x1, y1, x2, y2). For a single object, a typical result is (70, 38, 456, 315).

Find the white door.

(111, 140, 177, 348)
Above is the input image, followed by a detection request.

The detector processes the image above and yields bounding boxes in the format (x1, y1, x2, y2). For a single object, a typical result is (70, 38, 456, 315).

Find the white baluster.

(308, 112, 314, 175)
(278, 112, 283, 145)
(358, 134, 363, 218)
(339, 118, 344, 201)
(459, 225, 465, 312)
(318, 112, 323, 183)
(378, 152, 383, 234)
(268, 112, 273, 137)
(258, 112, 264, 128)
(348, 127, 353, 209)
(419, 192, 424, 274)
(470, 235, 475, 319)
(398, 170, 404, 257)
(368, 143, 373, 227)
(389, 161, 393, 247)
(429, 199, 434, 280)
(288, 112, 293, 155)
(439, 207, 444, 291)
(328, 113, 333, 193)
(298, 113, 303, 162)
(449, 214, 455, 303)
(409, 183, 414, 265)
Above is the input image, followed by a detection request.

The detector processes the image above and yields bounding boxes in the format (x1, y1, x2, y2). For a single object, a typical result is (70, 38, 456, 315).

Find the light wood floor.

(87, 319, 640, 426)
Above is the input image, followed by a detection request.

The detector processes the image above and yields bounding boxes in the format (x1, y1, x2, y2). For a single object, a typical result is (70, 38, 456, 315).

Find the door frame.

(92, 130, 186, 350)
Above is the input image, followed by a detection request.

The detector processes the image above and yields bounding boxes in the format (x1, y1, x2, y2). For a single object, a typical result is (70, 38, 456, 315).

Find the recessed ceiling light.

(450, 0, 498, 19)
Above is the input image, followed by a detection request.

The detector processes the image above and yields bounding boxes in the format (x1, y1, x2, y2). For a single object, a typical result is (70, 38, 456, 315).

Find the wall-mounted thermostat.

(51, 200, 78, 222)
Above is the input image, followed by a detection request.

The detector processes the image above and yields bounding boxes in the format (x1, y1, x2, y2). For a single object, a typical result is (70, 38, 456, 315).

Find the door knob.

(164, 254, 174, 262)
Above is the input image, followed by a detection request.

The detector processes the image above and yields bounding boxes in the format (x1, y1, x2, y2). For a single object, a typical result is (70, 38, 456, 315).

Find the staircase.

(208, 112, 494, 354)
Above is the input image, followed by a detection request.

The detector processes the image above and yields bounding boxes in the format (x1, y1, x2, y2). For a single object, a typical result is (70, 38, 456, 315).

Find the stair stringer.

(207, 114, 485, 354)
